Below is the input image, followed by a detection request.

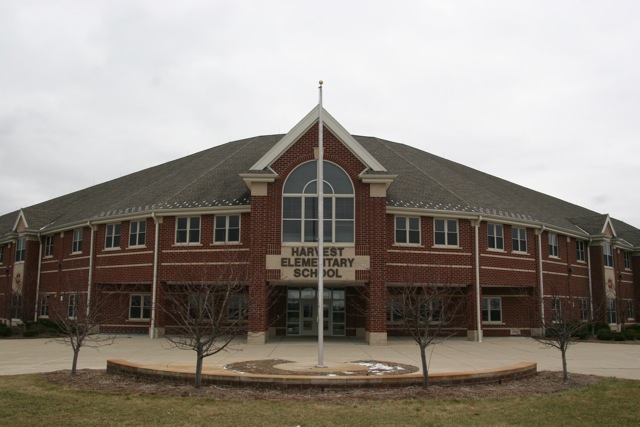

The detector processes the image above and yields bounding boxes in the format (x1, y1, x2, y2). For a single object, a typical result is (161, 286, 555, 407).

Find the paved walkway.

(1, 336, 638, 379)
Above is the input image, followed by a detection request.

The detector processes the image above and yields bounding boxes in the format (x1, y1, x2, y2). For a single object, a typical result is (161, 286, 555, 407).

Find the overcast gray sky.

(1, 1, 639, 228)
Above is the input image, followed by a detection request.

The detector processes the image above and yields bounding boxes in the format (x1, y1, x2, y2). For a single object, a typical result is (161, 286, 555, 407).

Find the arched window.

(282, 161, 354, 243)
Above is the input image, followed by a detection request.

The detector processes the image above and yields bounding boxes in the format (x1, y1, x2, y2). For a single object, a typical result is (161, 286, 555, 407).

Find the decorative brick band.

(106, 359, 537, 389)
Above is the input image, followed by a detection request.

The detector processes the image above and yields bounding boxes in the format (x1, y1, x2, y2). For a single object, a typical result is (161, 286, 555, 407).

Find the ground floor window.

(228, 293, 248, 320)
(40, 295, 50, 317)
(482, 297, 502, 323)
(579, 298, 589, 321)
(129, 294, 151, 320)
(626, 300, 634, 320)
(68, 294, 78, 318)
(11, 294, 21, 319)
(286, 287, 345, 336)
(607, 299, 617, 324)
(551, 297, 562, 322)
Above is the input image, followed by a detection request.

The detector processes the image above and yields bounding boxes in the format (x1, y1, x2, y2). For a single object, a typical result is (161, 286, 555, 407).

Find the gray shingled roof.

(0, 133, 638, 246)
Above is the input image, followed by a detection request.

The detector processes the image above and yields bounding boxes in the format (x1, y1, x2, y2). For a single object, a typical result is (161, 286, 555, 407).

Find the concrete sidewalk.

(1, 336, 638, 379)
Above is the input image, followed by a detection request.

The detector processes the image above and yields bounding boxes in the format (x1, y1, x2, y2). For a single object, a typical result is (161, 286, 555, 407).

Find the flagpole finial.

(319, 80, 323, 86)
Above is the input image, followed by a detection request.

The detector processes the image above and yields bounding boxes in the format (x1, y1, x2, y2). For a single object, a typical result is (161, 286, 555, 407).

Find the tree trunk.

(561, 348, 568, 384)
(195, 354, 204, 389)
(420, 344, 429, 389)
(71, 348, 80, 375)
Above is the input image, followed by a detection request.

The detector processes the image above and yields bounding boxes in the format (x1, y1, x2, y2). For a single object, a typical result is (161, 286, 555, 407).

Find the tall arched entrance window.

(282, 161, 354, 243)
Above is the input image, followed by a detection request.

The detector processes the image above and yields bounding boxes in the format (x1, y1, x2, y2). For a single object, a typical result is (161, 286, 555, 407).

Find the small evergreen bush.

(624, 329, 636, 341)
(613, 332, 626, 341)
(22, 329, 39, 338)
(597, 330, 613, 341)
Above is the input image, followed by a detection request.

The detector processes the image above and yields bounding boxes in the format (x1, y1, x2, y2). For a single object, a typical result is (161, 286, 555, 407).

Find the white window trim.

(175, 216, 201, 245)
(68, 294, 78, 319)
(548, 233, 559, 258)
(603, 242, 614, 268)
(482, 296, 503, 324)
(512, 227, 528, 254)
(15, 237, 26, 263)
(128, 220, 147, 248)
(623, 251, 631, 270)
(44, 235, 54, 258)
(72, 228, 83, 254)
(433, 218, 459, 248)
(487, 223, 505, 251)
(213, 215, 242, 245)
(129, 294, 151, 321)
(394, 216, 421, 246)
(104, 223, 121, 250)
(576, 240, 586, 263)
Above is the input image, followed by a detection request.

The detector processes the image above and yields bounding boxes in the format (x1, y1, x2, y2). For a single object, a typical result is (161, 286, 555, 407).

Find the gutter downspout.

(537, 226, 545, 331)
(149, 213, 160, 339)
(34, 234, 43, 321)
(86, 222, 95, 317)
(474, 216, 482, 342)
(587, 239, 594, 322)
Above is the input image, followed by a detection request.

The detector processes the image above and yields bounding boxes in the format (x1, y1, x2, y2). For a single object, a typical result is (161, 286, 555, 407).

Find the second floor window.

(395, 216, 420, 244)
(512, 227, 527, 252)
(548, 233, 558, 257)
(214, 215, 240, 243)
(576, 240, 585, 262)
(15, 237, 26, 262)
(72, 229, 83, 253)
(624, 251, 631, 270)
(176, 217, 200, 244)
(129, 220, 147, 247)
(105, 224, 121, 249)
(44, 235, 54, 257)
(603, 243, 613, 267)
(487, 224, 504, 250)
(282, 161, 354, 243)
(434, 219, 458, 246)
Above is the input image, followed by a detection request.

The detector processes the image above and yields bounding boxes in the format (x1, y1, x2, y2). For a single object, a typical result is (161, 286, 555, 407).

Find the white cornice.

(250, 105, 387, 172)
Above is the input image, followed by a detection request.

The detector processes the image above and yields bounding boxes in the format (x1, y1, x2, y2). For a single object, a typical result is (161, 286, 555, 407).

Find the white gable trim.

(13, 209, 28, 232)
(602, 214, 617, 237)
(250, 105, 387, 172)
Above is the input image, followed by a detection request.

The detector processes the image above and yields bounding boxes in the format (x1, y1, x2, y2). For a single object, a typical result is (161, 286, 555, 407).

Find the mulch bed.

(43, 369, 601, 401)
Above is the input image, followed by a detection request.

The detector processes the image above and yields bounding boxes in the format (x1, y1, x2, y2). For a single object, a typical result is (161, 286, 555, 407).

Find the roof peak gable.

(250, 105, 387, 172)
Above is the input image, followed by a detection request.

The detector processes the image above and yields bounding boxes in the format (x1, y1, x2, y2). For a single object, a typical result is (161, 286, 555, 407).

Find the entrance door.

(300, 298, 317, 335)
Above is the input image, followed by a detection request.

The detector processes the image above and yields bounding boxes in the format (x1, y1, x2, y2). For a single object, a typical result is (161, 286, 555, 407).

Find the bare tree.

(49, 282, 125, 375)
(387, 283, 465, 388)
(160, 280, 249, 388)
(530, 286, 600, 383)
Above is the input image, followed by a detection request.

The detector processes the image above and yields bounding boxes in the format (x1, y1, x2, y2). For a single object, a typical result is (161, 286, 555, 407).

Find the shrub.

(627, 324, 640, 333)
(22, 330, 39, 338)
(597, 330, 613, 341)
(0, 326, 13, 337)
(624, 329, 637, 341)
(593, 323, 610, 333)
(613, 332, 626, 341)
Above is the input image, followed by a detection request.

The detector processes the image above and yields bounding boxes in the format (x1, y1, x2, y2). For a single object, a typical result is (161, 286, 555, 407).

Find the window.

(487, 224, 504, 250)
(11, 294, 21, 319)
(626, 300, 635, 320)
(434, 219, 458, 246)
(387, 295, 404, 322)
(282, 161, 354, 243)
(395, 216, 420, 244)
(129, 294, 151, 320)
(624, 251, 631, 270)
(482, 297, 502, 323)
(0, 245, 3, 263)
(68, 294, 78, 318)
(579, 298, 589, 321)
(603, 243, 613, 267)
(607, 299, 617, 324)
(40, 295, 50, 317)
(551, 297, 562, 322)
(512, 227, 527, 252)
(548, 233, 558, 257)
(129, 220, 147, 247)
(44, 235, 54, 257)
(228, 294, 248, 320)
(214, 215, 241, 244)
(576, 241, 585, 262)
(176, 217, 200, 244)
(72, 228, 83, 253)
(15, 237, 26, 262)
(105, 224, 121, 249)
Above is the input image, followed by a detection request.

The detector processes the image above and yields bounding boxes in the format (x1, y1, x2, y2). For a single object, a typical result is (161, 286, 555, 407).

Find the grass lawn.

(1, 374, 638, 426)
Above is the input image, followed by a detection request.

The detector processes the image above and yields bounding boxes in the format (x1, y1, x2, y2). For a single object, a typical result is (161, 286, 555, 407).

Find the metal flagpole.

(316, 80, 326, 368)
